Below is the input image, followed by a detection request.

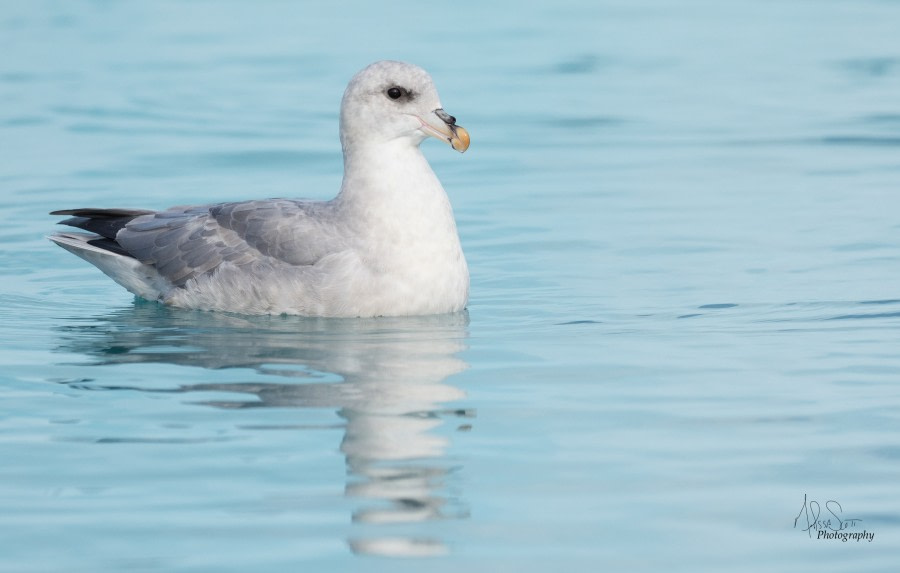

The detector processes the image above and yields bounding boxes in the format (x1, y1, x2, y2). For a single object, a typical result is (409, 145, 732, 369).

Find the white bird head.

(339, 60, 470, 154)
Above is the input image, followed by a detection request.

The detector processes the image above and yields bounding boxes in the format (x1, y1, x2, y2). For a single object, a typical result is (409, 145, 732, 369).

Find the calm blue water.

(3, 0, 900, 570)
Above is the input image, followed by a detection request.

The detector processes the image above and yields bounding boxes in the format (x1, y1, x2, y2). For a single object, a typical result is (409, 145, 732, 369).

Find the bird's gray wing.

(208, 199, 342, 265)
(117, 199, 341, 287)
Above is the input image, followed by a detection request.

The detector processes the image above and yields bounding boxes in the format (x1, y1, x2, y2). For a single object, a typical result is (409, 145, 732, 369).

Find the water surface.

(3, 1, 900, 571)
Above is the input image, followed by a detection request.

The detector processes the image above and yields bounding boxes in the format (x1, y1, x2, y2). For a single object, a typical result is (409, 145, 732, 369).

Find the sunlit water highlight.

(3, 1, 900, 571)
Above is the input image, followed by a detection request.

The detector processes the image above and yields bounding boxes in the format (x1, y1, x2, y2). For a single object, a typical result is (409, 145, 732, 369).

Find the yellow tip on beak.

(416, 112, 471, 153)
(450, 125, 470, 153)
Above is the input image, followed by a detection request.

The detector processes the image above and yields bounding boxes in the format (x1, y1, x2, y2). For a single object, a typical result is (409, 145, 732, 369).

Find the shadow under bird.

(49, 60, 470, 317)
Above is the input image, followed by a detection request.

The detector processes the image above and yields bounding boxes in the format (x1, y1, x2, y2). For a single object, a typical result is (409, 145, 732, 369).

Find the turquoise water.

(3, 0, 900, 570)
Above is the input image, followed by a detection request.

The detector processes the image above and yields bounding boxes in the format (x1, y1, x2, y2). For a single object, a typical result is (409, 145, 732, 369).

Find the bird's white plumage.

(49, 60, 470, 317)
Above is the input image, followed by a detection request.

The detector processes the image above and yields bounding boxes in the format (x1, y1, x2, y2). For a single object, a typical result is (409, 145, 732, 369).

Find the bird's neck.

(335, 141, 459, 245)
(337, 141, 450, 213)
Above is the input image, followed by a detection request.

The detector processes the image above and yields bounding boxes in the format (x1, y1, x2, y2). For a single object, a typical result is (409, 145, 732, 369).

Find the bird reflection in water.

(54, 303, 473, 557)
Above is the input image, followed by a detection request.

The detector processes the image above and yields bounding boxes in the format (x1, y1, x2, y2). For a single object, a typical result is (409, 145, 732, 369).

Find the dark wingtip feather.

(51, 208, 157, 240)
(50, 208, 156, 218)
(86, 237, 134, 257)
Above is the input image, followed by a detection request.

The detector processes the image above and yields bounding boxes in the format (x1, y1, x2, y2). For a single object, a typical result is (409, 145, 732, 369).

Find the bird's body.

(49, 61, 470, 317)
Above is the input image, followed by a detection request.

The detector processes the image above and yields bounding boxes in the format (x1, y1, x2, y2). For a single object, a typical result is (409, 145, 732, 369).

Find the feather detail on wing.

(100, 200, 344, 287)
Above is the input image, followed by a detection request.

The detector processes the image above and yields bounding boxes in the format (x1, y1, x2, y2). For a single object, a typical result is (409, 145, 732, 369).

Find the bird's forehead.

(353, 61, 433, 90)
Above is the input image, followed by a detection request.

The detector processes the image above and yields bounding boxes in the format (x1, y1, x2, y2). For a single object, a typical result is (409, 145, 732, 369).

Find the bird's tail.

(48, 232, 170, 302)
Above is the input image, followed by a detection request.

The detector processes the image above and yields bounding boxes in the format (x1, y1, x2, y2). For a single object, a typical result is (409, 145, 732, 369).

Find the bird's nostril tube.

(435, 108, 456, 125)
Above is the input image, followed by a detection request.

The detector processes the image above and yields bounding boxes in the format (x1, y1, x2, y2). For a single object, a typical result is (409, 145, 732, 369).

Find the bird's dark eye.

(386, 87, 405, 100)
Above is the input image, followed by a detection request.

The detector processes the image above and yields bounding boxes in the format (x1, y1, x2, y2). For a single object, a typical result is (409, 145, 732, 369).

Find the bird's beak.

(417, 108, 470, 153)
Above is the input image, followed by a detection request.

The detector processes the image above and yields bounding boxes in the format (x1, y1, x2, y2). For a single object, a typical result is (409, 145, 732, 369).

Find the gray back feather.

(117, 200, 343, 287)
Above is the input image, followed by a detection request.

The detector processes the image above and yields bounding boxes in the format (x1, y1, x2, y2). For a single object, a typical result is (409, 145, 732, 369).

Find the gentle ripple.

(3, 0, 900, 571)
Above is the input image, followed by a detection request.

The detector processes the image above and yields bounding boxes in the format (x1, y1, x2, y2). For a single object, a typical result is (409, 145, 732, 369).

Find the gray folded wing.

(117, 199, 342, 287)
